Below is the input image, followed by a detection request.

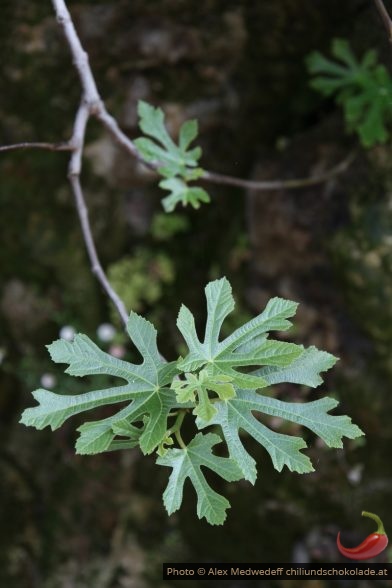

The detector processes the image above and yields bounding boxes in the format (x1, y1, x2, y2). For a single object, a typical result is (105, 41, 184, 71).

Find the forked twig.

(0, 0, 355, 326)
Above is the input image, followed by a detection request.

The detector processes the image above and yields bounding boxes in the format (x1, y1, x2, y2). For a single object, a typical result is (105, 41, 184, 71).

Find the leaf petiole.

(169, 409, 187, 449)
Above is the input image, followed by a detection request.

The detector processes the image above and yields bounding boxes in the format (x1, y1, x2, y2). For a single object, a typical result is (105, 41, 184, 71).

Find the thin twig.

(52, 0, 100, 106)
(68, 101, 89, 174)
(69, 174, 129, 325)
(373, 0, 392, 43)
(96, 108, 153, 166)
(0, 142, 71, 153)
(49, 0, 131, 327)
(51, 0, 147, 165)
(202, 151, 356, 191)
(0, 134, 354, 190)
(66, 100, 129, 325)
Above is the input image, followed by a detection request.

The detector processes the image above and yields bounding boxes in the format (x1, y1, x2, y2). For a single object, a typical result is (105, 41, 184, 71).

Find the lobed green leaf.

(20, 312, 178, 455)
(198, 389, 363, 483)
(157, 432, 243, 525)
(307, 39, 392, 146)
(254, 346, 337, 388)
(135, 100, 210, 212)
(21, 275, 364, 526)
(159, 178, 210, 212)
(177, 277, 302, 388)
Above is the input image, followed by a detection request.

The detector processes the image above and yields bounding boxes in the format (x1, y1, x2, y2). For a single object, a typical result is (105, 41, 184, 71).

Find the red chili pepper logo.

(337, 511, 388, 560)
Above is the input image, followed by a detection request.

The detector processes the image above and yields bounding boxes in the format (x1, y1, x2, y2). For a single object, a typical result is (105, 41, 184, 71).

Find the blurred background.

(1, 0, 392, 586)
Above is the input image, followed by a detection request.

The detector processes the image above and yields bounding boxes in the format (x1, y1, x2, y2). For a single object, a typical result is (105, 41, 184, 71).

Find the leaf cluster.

(20, 278, 363, 525)
(134, 101, 210, 212)
(307, 39, 392, 146)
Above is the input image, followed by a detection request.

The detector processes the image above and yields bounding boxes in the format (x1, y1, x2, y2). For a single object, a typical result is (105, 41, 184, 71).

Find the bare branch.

(51, 0, 353, 192)
(69, 174, 129, 326)
(3, 0, 355, 194)
(202, 151, 356, 191)
(51, 0, 100, 106)
(68, 101, 89, 176)
(64, 100, 129, 326)
(0, 0, 356, 334)
(0, 3, 140, 331)
(47, 2, 133, 327)
(0, 142, 71, 153)
(373, 0, 392, 43)
(96, 108, 152, 166)
(51, 0, 161, 168)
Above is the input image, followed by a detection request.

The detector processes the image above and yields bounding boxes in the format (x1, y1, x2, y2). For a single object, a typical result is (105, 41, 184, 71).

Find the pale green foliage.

(198, 391, 362, 483)
(135, 101, 202, 177)
(255, 346, 337, 388)
(20, 277, 363, 525)
(172, 368, 235, 423)
(159, 178, 210, 213)
(177, 279, 303, 388)
(157, 433, 242, 525)
(20, 313, 179, 455)
(307, 39, 392, 146)
(135, 101, 210, 212)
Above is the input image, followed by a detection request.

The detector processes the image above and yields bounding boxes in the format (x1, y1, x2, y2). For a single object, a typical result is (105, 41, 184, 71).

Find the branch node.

(89, 100, 103, 115)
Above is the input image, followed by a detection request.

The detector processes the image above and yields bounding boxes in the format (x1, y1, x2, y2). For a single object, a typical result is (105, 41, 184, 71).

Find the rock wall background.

(1, 1, 392, 586)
